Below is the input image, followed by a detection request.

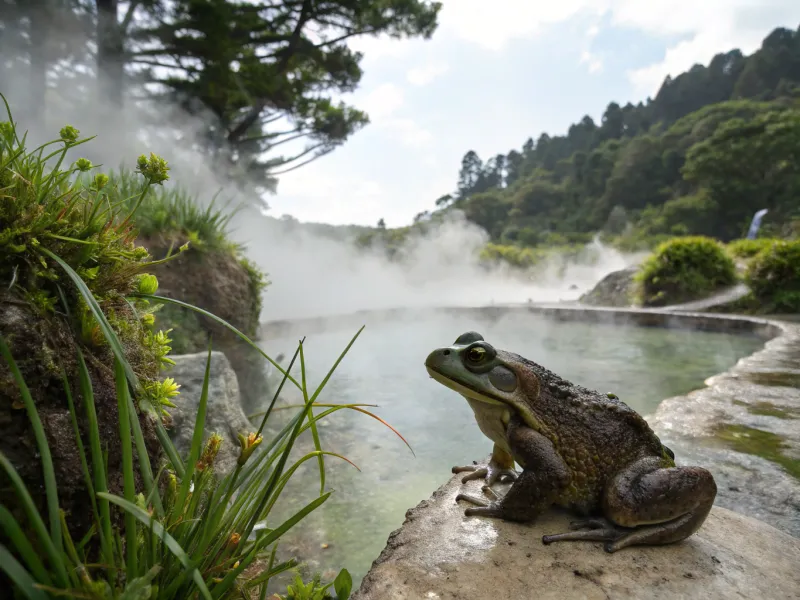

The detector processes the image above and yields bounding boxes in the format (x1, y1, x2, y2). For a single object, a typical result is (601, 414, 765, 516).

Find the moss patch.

(741, 371, 800, 388)
(732, 400, 800, 419)
(714, 424, 800, 481)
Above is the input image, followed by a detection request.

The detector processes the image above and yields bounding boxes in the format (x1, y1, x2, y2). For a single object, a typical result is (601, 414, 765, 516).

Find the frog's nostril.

(443, 349, 450, 356)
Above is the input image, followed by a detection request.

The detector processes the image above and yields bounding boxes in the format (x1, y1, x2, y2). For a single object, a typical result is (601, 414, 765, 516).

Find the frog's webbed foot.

(542, 517, 632, 552)
(452, 462, 518, 486)
(455, 492, 504, 518)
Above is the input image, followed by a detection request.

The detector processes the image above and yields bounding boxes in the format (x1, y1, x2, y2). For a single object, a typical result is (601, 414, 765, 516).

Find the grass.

(92, 167, 242, 254)
(0, 95, 398, 599)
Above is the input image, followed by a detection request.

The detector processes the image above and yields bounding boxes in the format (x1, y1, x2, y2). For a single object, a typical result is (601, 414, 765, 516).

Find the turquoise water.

(256, 310, 764, 588)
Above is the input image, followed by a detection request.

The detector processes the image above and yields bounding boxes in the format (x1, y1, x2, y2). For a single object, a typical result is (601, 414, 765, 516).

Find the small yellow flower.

(196, 433, 223, 472)
(237, 432, 263, 466)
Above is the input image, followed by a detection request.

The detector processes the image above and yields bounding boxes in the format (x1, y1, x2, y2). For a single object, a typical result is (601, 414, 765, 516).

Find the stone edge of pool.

(258, 304, 792, 342)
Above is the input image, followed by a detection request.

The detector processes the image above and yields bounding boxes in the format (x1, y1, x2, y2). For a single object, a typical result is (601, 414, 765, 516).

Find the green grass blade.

(62, 371, 103, 539)
(75, 348, 114, 570)
(134, 294, 299, 390)
(175, 342, 213, 517)
(154, 417, 185, 479)
(298, 342, 326, 496)
(255, 341, 302, 439)
(40, 247, 140, 390)
(114, 358, 138, 579)
(0, 336, 62, 553)
(0, 506, 52, 586)
(0, 545, 51, 600)
(126, 395, 164, 518)
(97, 493, 213, 600)
(0, 452, 69, 587)
(210, 492, 331, 600)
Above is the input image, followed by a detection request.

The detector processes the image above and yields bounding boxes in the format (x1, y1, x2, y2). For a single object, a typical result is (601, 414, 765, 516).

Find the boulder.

(579, 266, 638, 308)
(353, 469, 800, 600)
(167, 351, 255, 475)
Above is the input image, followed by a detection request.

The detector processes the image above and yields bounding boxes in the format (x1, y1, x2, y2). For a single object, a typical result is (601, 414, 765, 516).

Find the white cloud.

(358, 83, 405, 121)
(382, 118, 434, 147)
(580, 50, 604, 74)
(406, 62, 450, 86)
(440, 0, 609, 51)
(611, 0, 800, 96)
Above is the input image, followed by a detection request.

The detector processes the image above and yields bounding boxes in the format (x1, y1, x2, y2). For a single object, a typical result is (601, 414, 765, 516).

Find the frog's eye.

(466, 346, 487, 363)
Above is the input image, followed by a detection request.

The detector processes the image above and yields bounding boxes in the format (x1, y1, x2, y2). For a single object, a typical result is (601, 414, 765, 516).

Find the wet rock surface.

(167, 351, 255, 475)
(578, 266, 638, 307)
(650, 318, 800, 537)
(353, 471, 800, 600)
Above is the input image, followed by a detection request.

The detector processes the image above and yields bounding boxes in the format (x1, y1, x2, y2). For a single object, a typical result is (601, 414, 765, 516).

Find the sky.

(267, 0, 800, 228)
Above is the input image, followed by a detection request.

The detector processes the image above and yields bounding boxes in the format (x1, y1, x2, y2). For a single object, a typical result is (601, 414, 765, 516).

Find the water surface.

(256, 310, 763, 587)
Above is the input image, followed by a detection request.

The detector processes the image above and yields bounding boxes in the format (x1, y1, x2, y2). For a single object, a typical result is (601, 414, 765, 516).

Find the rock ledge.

(353, 470, 800, 600)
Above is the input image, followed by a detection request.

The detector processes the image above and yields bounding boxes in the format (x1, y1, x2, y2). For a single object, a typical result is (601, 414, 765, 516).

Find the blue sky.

(267, 0, 800, 227)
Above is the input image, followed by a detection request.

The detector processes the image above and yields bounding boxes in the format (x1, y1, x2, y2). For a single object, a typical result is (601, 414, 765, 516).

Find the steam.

(1, 64, 643, 324)
(235, 210, 643, 321)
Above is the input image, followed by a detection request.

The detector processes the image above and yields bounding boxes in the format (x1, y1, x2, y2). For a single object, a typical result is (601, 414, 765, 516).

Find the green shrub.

(726, 238, 779, 260)
(745, 240, 800, 313)
(636, 236, 737, 306)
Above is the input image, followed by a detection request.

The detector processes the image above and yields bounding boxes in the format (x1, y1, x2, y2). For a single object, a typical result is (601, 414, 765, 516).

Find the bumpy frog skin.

(424, 331, 717, 553)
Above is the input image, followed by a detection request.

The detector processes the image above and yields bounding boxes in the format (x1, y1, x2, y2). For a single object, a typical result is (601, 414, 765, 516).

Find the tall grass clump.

(0, 96, 397, 599)
(635, 236, 737, 307)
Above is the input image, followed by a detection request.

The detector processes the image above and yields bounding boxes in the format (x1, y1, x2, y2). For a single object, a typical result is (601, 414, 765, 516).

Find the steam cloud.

(2, 72, 643, 323)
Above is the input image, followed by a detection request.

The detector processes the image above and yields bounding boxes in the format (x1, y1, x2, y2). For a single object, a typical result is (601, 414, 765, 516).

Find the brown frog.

(424, 331, 717, 552)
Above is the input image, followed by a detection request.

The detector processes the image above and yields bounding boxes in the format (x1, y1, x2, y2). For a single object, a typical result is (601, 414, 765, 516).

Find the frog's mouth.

(426, 365, 506, 406)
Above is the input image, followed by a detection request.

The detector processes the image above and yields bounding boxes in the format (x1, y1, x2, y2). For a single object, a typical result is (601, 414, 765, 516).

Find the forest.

(417, 25, 800, 250)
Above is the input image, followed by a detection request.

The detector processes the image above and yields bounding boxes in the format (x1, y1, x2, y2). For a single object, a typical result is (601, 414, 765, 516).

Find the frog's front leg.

(542, 456, 716, 552)
(457, 420, 571, 522)
(452, 443, 518, 486)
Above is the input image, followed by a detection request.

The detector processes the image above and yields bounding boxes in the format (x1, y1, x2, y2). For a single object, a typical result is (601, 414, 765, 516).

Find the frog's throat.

(427, 365, 544, 434)
(426, 366, 506, 406)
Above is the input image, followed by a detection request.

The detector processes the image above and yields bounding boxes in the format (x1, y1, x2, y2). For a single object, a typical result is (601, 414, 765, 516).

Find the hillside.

(424, 25, 800, 249)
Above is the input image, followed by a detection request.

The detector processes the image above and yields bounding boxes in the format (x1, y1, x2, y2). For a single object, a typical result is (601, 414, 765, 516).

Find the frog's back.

(517, 357, 665, 502)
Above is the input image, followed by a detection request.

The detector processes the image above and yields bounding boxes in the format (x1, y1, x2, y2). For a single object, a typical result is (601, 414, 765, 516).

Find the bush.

(636, 236, 737, 306)
(726, 238, 779, 260)
(745, 240, 800, 313)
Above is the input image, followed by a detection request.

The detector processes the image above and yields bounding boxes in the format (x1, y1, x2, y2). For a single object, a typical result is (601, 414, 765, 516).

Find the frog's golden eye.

(466, 346, 486, 363)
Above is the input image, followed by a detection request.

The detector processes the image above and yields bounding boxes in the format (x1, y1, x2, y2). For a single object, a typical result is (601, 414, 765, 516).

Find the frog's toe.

(457, 467, 489, 483)
(455, 492, 489, 507)
(464, 505, 504, 518)
(542, 526, 624, 546)
(487, 468, 518, 486)
(568, 517, 615, 531)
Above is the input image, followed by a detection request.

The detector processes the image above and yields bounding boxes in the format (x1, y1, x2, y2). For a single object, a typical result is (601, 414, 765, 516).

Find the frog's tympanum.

(424, 331, 717, 553)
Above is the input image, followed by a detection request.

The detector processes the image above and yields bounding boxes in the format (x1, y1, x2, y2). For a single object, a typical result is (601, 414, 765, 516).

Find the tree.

(0, 0, 442, 194)
(683, 109, 800, 239)
(377, 218, 386, 229)
(456, 150, 484, 197)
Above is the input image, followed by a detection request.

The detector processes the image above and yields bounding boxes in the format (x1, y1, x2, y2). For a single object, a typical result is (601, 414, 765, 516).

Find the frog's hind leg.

(542, 456, 717, 553)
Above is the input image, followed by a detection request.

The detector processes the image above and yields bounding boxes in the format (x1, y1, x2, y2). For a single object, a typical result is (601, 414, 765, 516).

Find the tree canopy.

(0, 0, 441, 195)
(436, 25, 800, 245)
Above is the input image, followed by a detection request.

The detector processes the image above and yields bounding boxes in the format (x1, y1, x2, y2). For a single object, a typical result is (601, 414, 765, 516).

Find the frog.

(424, 331, 717, 553)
